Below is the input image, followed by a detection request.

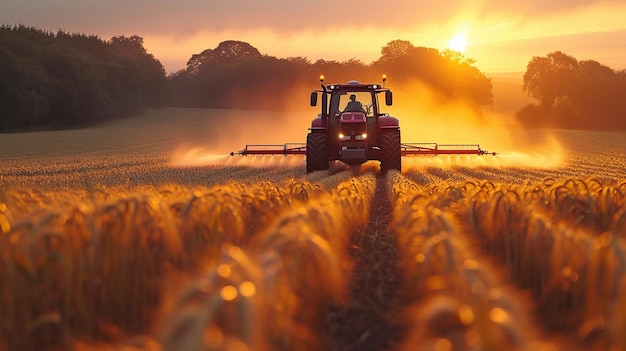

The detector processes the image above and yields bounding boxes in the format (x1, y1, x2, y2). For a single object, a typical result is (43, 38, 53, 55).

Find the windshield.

(332, 91, 374, 117)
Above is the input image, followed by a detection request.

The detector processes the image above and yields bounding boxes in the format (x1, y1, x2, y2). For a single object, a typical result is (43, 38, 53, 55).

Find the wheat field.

(1, 108, 625, 351)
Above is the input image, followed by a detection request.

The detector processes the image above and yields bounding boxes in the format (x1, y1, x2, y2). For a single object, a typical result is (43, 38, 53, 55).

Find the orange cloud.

(3, 0, 625, 74)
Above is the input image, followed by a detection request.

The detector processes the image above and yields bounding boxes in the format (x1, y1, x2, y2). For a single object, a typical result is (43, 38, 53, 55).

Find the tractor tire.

(380, 129, 401, 173)
(306, 133, 329, 173)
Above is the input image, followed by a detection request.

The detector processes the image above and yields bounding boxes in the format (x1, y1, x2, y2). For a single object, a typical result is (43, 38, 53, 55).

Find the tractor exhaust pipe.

(320, 75, 328, 128)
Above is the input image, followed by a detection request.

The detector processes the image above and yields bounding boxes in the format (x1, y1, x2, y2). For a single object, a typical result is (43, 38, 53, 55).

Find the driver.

(343, 94, 365, 113)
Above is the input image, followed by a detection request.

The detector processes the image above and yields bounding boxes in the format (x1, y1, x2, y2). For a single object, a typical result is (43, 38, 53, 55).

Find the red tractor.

(307, 76, 400, 173)
(232, 76, 495, 172)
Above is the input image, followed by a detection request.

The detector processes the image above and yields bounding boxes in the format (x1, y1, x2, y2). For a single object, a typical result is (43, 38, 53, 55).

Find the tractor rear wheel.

(306, 133, 329, 173)
(380, 129, 401, 173)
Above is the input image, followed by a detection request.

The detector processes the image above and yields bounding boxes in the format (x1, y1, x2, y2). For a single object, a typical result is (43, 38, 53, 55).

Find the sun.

(447, 34, 467, 53)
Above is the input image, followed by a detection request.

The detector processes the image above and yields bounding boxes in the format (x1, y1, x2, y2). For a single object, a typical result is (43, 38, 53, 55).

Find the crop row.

(460, 178, 626, 350)
(0, 175, 373, 351)
(389, 172, 536, 351)
(161, 174, 375, 351)
(390, 172, 626, 350)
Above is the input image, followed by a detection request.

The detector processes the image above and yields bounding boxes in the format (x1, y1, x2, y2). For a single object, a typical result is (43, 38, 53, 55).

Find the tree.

(285, 56, 311, 66)
(372, 40, 492, 106)
(377, 40, 415, 65)
(110, 35, 148, 57)
(519, 52, 626, 130)
(0, 26, 166, 130)
(186, 40, 261, 74)
(523, 51, 578, 110)
(108, 35, 166, 111)
(0, 46, 52, 129)
(440, 49, 492, 105)
(573, 60, 624, 129)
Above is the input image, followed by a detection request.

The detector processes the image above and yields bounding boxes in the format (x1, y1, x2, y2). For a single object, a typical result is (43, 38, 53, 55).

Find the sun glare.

(447, 34, 467, 53)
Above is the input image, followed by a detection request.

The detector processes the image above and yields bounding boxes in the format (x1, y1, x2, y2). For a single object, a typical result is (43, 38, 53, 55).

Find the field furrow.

(324, 175, 404, 351)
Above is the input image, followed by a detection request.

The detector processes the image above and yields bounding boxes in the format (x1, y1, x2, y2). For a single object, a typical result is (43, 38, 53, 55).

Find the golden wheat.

(156, 174, 375, 351)
(3, 108, 626, 351)
(449, 178, 626, 349)
(253, 174, 374, 351)
(160, 244, 262, 351)
(389, 172, 535, 351)
(0, 177, 329, 349)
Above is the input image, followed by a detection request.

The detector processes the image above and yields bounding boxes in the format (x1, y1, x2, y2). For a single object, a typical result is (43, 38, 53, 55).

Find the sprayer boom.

(401, 143, 496, 156)
(231, 142, 496, 156)
(231, 143, 306, 156)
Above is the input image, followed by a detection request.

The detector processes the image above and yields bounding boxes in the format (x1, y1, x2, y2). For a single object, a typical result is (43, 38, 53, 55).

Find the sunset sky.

(2, 0, 625, 75)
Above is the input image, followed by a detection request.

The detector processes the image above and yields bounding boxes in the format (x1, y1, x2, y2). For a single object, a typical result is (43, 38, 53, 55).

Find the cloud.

(1, 0, 427, 36)
(4, 0, 623, 38)
(2, 0, 625, 74)
(484, 0, 623, 15)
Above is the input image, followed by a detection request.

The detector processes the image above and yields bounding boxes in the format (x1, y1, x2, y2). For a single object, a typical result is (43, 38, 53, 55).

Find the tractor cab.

(308, 76, 401, 173)
(310, 78, 393, 120)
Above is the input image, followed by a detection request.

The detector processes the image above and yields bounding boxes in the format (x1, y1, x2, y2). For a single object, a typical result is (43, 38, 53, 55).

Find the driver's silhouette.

(343, 94, 365, 113)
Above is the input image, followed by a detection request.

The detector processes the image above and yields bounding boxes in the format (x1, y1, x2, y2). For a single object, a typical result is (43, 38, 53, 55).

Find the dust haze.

(388, 79, 565, 171)
(169, 79, 565, 171)
(169, 82, 313, 168)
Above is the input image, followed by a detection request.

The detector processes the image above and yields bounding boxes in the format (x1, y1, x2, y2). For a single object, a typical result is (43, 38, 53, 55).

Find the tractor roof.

(322, 80, 388, 93)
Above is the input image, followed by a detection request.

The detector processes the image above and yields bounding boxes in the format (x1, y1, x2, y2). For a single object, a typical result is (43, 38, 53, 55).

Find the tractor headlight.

(338, 133, 351, 140)
(355, 133, 367, 140)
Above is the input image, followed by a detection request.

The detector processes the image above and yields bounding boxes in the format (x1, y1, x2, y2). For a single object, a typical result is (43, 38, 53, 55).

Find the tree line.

(2, 24, 624, 132)
(0, 25, 166, 131)
(519, 51, 626, 131)
(166, 39, 493, 109)
(0, 30, 493, 131)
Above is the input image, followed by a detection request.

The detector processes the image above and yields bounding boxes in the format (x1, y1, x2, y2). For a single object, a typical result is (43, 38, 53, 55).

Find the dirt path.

(324, 175, 405, 351)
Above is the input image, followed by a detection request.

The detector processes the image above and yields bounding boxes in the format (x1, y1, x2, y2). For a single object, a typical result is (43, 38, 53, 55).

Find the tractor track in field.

(324, 175, 406, 351)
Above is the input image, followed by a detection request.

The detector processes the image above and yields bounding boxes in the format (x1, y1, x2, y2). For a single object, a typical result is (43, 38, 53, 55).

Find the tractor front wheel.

(380, 129, 401, 173)
(306, 133, 329, 173)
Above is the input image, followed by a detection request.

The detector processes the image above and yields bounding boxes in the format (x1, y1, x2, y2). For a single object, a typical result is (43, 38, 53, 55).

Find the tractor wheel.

(380, 129, 401, 173)
(306, 133, 329, 173)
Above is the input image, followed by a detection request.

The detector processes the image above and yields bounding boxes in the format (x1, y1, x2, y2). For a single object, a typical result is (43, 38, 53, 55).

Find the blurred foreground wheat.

(1, 172, 625, 351)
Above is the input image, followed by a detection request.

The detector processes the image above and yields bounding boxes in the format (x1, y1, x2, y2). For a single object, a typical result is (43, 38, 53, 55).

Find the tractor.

(307, 75, 400, 173)
(231, 76, 495, 172)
